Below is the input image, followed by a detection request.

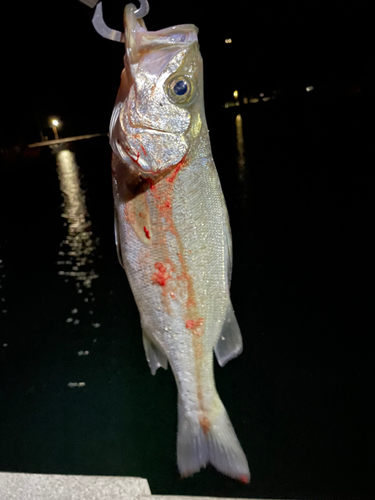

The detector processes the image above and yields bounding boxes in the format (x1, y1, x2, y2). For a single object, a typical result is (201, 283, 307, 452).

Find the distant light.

(233, 90, 238, 99)
(225, 38, 232, 44)
(306, 86, 314, 92)
(243, 97, 248, 104)
(52, 119, 59, 126)
(259, 93, 264, 97)
(249, 97, 259, 104)
(262, 97, 271, 102)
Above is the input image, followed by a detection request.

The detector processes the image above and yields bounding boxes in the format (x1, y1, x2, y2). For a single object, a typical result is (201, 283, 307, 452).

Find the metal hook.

(92, 1, 149, 43)
(134, 0, 150, 19)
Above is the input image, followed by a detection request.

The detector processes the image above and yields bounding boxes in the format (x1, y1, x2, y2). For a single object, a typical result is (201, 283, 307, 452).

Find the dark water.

(0, 94, 372, 499)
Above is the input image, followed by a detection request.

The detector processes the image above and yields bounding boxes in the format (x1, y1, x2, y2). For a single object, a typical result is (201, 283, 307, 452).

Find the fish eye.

(165, 75, 195, 106)
(173, 79, 188, 96)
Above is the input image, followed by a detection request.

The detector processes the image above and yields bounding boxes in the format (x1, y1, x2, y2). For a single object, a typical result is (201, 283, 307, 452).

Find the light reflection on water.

(235, 114, 246, 171)
(235, 113, 249, 205)
(55, 148, 101, 367)
(0, 244, 7, 318)
(56, 149, 98, 290)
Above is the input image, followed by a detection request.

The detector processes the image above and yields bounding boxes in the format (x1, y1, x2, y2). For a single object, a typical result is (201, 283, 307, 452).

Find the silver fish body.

(110, 3, 250, 482)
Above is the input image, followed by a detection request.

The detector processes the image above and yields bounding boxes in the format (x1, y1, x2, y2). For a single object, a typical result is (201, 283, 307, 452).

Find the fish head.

(110, 3, 204, 175)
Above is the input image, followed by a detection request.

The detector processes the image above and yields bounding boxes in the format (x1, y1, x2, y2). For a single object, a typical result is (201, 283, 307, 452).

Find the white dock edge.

(0, 472, 280, 500)
(0, 472, 151, 500)
(138, 497, 281, 500)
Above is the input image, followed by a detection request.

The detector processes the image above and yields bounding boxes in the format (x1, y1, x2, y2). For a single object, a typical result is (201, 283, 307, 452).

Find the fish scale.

(110, 1, 250, 482)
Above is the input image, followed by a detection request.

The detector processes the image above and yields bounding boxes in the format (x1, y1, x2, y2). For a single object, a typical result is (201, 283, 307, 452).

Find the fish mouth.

(124, 3, 198, 66)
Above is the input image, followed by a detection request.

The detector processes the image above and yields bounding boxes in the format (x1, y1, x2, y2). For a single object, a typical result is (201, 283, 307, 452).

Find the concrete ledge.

(139, 497, 280, 500)
(0, 472, 281, 500)
(0, 472, 151, 500)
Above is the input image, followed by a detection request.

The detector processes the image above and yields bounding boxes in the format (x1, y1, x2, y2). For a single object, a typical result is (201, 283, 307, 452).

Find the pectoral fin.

(142, 332, 168, 375)
(114, 208, 124, 269)
(215, 304, 243, 367)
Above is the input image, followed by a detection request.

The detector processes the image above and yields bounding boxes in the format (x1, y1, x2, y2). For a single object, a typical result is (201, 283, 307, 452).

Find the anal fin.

(142, 331, 168, 375)
(215, 304, 243, 367)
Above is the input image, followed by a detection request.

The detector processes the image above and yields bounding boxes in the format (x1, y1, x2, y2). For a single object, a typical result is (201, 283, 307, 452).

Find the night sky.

(1, 0, 373, 147)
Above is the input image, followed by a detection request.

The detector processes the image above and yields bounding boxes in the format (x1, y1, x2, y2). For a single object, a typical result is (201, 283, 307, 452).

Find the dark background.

(0, 1, 373, 499)
(1, 0, 373, 146)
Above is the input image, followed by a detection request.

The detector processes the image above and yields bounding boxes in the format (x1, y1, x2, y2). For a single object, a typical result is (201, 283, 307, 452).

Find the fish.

(109, 1, 250, 482)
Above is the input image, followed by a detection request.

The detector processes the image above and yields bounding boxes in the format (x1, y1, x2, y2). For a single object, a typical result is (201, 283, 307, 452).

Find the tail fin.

(177, 397, 250, 483)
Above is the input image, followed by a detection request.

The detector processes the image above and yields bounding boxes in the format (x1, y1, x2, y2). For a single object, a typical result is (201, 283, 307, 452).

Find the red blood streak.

(125, 147, 141, 168)
(167, 165, 181, 183)
(140, 144, 147, 156)
(185, 318, 204, 329)
(143, 226, 150, 239)
(167, 155, 187, 183)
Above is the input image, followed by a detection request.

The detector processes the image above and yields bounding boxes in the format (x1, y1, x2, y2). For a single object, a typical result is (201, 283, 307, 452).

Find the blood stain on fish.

(199, 415, 210, 434)
(143, 226, 151, 239)
(185, 318, 204, 329)
(141, 157, 206, 409)
(125, 147, 141, 168)
(167, 155, 187, 183)
(151, 262, 171, 286)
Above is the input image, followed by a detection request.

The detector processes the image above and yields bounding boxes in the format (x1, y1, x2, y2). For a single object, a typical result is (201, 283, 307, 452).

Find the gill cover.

(110, 4, 201, 174)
